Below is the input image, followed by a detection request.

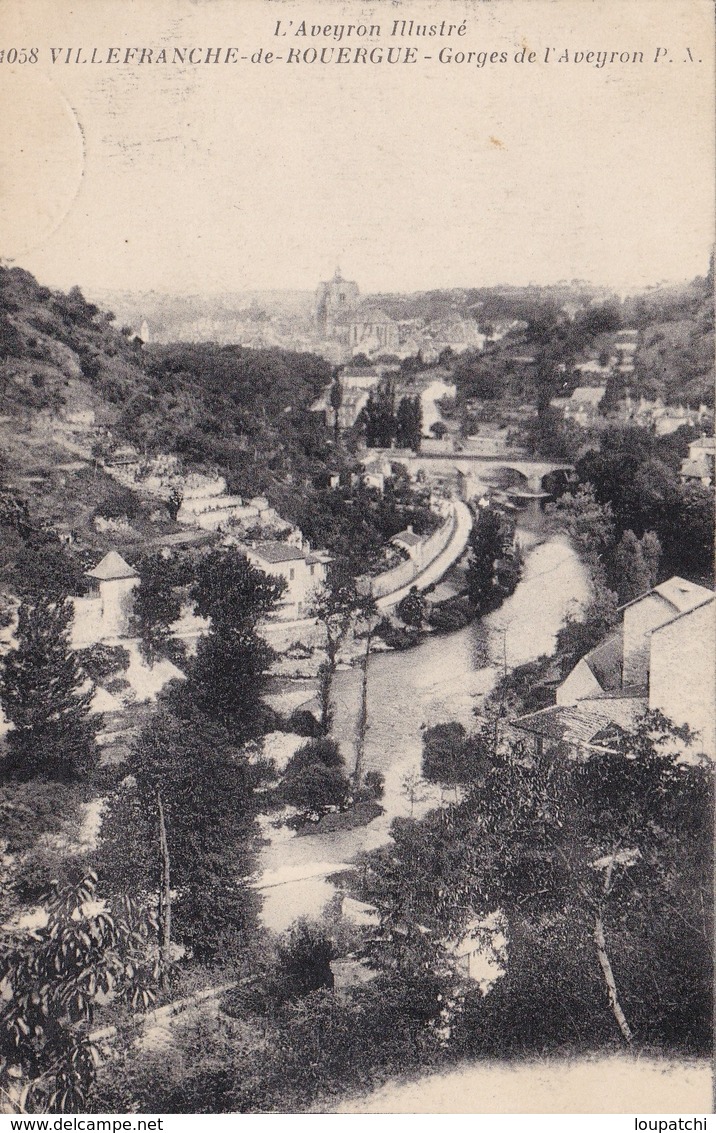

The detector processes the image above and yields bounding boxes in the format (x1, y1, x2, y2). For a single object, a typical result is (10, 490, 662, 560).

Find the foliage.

(275, 921, 336, 1000)
(281, 738, 352, 816)
(76, 643, 130, 683)
(422, 722, 493, 787)
(98, 710, 266, 961)
(10, 533, 87, 604)
(361, 379, 396, 448)
(608, 529, 661, 603)
(395, 396, 422, 450)
(354, 716, 713, 1052)
(574, 427, 714, 581)
(189, 548, 285, 630)
(397, 586, 427, 628)
(129, 552, 190, 664)
(555, 581, 620, 677)
(546, 484, 615, 580)
(426, 595, 474, 633)
(311, 568, 375, 733)
(465, 506, 505, 615)
(0, 873, 159, 1113)
(0, 599, 98, 782)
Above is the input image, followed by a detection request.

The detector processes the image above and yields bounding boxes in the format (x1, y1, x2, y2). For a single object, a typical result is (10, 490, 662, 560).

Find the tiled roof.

(511, 705, 616, 746)
(582, 629, 623, 692)
(85, 551, 138, 581)
(392, 529, 423, 548)
(249, 541, 306, 564)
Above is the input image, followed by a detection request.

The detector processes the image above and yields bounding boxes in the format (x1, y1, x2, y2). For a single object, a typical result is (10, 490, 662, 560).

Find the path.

(376, 499, 472, 609)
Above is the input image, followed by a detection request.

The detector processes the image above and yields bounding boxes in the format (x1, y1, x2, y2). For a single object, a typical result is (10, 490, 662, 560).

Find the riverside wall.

(366, 506, 457, 600)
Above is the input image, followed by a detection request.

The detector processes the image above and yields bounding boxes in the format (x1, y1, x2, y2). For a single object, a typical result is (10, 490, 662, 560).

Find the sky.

(1, 0, 714, 296)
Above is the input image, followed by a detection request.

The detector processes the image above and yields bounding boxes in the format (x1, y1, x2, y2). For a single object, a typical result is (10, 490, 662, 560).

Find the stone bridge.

(384, 451, 574, 497)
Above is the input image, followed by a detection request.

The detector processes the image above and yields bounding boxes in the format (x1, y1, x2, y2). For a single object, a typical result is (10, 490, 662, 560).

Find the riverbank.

(257, 533, 590, 932)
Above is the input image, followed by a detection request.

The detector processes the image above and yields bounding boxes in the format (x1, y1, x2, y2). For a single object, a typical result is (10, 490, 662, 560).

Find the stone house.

(244, 541, 332, 620)
(513, 576, 715, 758)
(72, 551, 140, 646)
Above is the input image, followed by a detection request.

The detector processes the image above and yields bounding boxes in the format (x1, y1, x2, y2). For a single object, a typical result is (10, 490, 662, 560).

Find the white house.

(244, 541, 332, 620)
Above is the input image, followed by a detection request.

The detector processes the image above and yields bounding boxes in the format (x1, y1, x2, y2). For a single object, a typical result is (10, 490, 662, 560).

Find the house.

(71, 551, 140, 645)
(514, 577, 716, 758)
(391, 525, 426, 565)
(680, 436, 715, 486)
(561, 386, 606, 425)
(244, 541, 332, 620)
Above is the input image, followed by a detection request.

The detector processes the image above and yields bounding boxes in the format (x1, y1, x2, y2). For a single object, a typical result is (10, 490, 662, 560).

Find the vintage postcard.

(0, 0, 713, 1118)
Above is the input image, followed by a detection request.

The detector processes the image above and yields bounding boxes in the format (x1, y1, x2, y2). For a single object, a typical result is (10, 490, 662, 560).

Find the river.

(258, 533, 590, 931)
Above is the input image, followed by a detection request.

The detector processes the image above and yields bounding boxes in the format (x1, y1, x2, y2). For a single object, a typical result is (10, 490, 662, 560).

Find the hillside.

(0, 267, 339, 579)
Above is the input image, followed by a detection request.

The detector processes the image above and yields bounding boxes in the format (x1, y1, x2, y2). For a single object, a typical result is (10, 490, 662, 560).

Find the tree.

(546, 484, 615, 582)
(355, 716, 712, 1051)
(180, 624, 277, 740)
(401, 770, 429, 817)
(329, 376, 343, 440)
(172, 550, 285, 736)
(465, 507, 504, 615)
(422, 723, 492, 795)
(397, 586, 427, 629)
(11, 533, 87, 604)
(0, 599, 98, 781)
(395, 396, 422, 450)
(0, 873, 159, 1113)
(609, 529, 661, 603)
(282, 761, 351, 816)
(310, 568, 375, 734)
(275, 920, 336, 999)
(130, 552, 189, 664)
(361, 379, 396, 448)
(281, 736, 352, 816)
(99, 710, 267, 968)
(190, 548, 285, 630)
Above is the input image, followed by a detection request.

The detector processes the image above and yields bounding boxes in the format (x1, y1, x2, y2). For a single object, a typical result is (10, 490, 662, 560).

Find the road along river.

(257, 533, 590, 931)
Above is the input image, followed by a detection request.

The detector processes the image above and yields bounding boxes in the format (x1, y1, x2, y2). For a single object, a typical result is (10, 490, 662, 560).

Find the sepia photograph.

(0, 0, 714, 1117)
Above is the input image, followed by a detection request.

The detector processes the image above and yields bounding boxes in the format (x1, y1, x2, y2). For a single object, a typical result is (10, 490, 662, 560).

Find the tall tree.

(354, 716, 713, 1050)
(98, 710, 267, 967)
(395, 396, 423, 451)
(609, 529, 662, 603)
(465, 507, 504, 616)
(310, 567, 375, 734)
(0, 599, 97, 781)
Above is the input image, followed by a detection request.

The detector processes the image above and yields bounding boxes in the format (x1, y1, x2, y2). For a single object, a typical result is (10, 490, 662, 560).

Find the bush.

(276, 920, 336, 1000)
(282, 762, 351, 814)
(427, 595, 473, 632)
(77, 643, 131, 682)
(94, 486, 141, 521)
(285, 709, 322, 737)
(285, 737, 343, 774)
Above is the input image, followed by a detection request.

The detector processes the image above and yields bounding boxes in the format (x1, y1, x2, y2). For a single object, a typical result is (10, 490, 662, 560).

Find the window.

(289, 568, 295, 581)
(310, 565, 315, 575)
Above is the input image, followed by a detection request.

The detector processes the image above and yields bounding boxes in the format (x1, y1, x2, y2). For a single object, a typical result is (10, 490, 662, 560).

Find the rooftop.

(582, 629, 623, 692)
(511, 704, 618, 747)
(85, 551, 139, 581)
(392, 529, 423, 548)
(569, 386, 606, 405)
(248, 541, 307, 564)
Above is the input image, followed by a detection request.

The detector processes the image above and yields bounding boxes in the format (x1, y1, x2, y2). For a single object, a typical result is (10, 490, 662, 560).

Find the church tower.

(315, 267, 359, 337)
